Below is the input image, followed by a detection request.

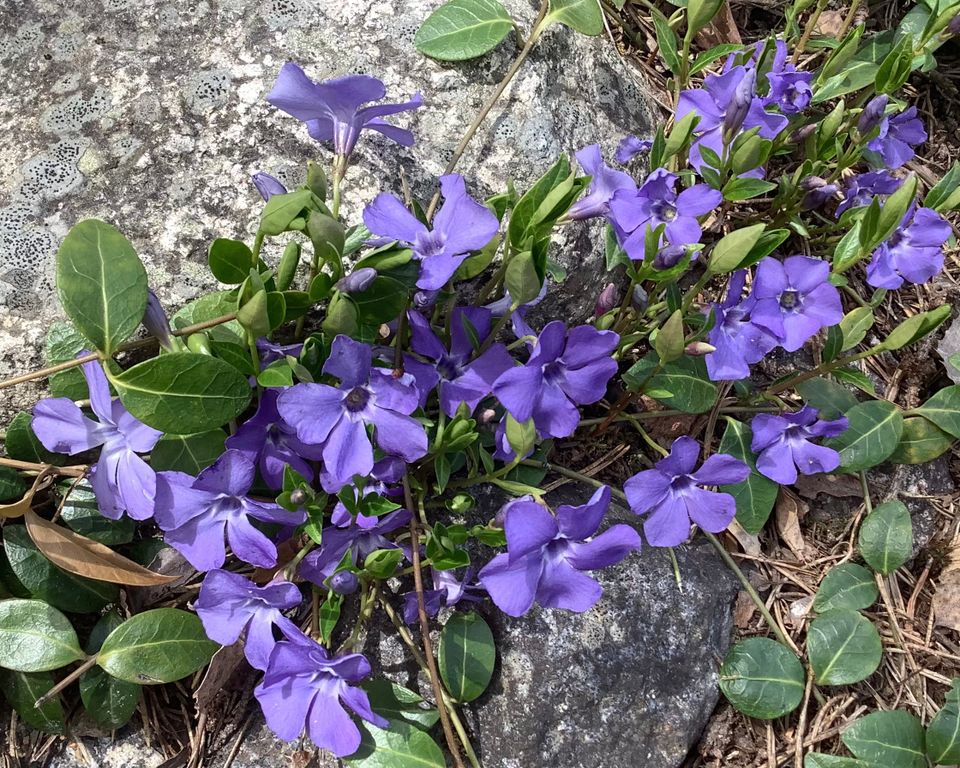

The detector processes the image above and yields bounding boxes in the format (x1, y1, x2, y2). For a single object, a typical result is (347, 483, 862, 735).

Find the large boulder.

(0, 0, 657, 421)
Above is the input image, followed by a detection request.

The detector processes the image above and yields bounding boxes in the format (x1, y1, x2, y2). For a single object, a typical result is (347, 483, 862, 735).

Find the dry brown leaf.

(814, 9, 846, 38)
(933, 570, 960, 631)
(794, 472, 862, 499)
(194, 642, 247, 714)
(726, 518, 761, 556)
(0, 469, 55, 519)
(24, 508, 178, 586)
(788, 595, 814, 628)
(695, 0, 743, 48)
(733, 590, 758, 628)
(775, 490, 808, 561)
(942, 535, 960, 575)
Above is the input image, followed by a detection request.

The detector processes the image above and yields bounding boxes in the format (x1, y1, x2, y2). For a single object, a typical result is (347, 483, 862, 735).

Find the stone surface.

(0, 0, 657, 423)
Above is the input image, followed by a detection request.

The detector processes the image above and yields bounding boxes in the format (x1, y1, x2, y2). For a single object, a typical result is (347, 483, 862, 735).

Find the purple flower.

(764, 41, 813, 115)
(494, 321, 619, 438)
(750, 406, 848, 485)
(225, 389, 325, 490)
(154, 450, 304, 571)
(299, 508, 412, 583)
(624, 436, 749, 547)
(252, 172, 288, 201)
(335, 267, 377, 294)
(278, 335, 428, 493)
(267, 63, 421, 158)
(143, 290, 174, 351)
(256, 338, 304, 368)
(329, 459, 404, 528)
(723, 67, 756, 140)
(363, 174, 499, 291)
(836, 170, 902, 216)
(402, 567, 484, 624)
(567, 144, 636, 221)
(677, 66, 789, 173)
(609, 168, 721, 262)
(866, 205, 952, 289)
(403, 307, 513, 416)
(705, 271, 778, 381)
(194, 569, 303, 670)
(32, 357, 161, 520)
(750, 256, 843, 352)
(858, 95, 889, 135)
(478, 487, 641, 617)
(594, 283, 619, 317)
(330, 571, 360, 594)
(255, 638, 386, 757)
(799, 177, 841, 211)
(615, 135, 652, 164)
(865, 106, 927, 170)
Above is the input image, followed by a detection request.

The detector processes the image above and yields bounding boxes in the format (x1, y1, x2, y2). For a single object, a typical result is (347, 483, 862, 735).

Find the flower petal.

(535, 557, 603, 612)
(564, 524, 642, 570)
(478, 551, 541, 617)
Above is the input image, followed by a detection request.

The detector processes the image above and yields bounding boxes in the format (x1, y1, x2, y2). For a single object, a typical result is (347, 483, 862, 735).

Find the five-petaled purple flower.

(195, 569, 304, 671)
(403, 307, 513, 415)
(255, 638, 386, 757)
(615, 135, 652, 164)
(750, 256, 843, 352)
(300, 508, 412, 583)
(402, 567, 484, 624)
(750, 406, 848, 485)
(494, 321, 619, 438)
(705, 271, 778, 381)
(363, 174, 499, 290)
(479, 487, 641, 617)
(225, 388, 325, 490)
(624, 436, 749, 547)
(610, 168, 721, 263)
(567, 144, 636, 221)
(32, 357, 161, 521)
(866, 204, 952, 289)
(154, 450, 304, 571)
(763, 40, 813, 115)
(836, 170, 902, 216)
(267, 62, 422, 158)
(865, 104, 927, 170)
(278, 335, 428, 493)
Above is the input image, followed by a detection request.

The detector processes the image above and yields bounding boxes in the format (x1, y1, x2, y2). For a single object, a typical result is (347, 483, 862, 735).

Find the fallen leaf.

(128, 547, 195, 612)
(24, 508, 177, 586)
(788, 595, 814, 626)
(194, 642, 248, 714)
(726, 518, 761, 556)
(942, 535, 960, 575)
(794, 472, 862, 499)
(733, 590, 758, 628)
(0, 469, 55, 519)
(775, 490, 808, 561)
(253, 536, 303, 584)
(933, 570, 960, 631)
(695, 0, 742, 48)
(814, 9, 846, 37)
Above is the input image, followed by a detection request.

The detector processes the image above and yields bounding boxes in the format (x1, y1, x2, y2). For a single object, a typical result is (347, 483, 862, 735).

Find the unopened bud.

(653, 244, 688, 270)
(632, 285, 649, 312)
(289, 489, 307, 505)
(857, 95, 888, 135)
(413, 289, 439, 309)
(330, 571, 359, 595)
(143, 289, 174, 351)
(685, 341, 717, 356)
(251, 171, 287, 201)
(335, 267, 377, 294)
(186, 332, 211, 356)
(788, 123, 817, 143)
(801, 182, 841, 211)
(949, 14, 960, 35)
(594, 283, 619, 317)
(723, 68, 756, 143)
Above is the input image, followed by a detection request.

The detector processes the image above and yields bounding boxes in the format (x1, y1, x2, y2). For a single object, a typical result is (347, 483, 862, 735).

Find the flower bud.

(801, 181, 840, 210)
(632, 285, 649, 312)
(949, 14, 960, 35)
(335, 267, 377, 294)
(857, 95, 888, 135)
(330, 571, 359, 595)
(653, 244, 688, 270)
(413, 289, 439, 309)
(289, 489, 307, 506)
(594, 283, 619, 317)
(186, 332, 212, 356)
(723, 68, 756, 144)
(251, 171, 287, 201)
(788, 123, 817, 143)
(684, 341, 717, 356)
(143, 290, 174, 351)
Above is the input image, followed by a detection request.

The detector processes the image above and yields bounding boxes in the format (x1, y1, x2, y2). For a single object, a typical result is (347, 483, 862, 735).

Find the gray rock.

(937, 315, 960, 384)
(0, 0, 657, 423)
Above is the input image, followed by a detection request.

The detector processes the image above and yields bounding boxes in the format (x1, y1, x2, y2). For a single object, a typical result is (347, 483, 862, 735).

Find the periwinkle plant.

(1, 0, 959, 764)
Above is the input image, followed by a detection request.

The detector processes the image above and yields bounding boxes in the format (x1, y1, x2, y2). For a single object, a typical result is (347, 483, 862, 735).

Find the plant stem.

(425, 0, 551, 221)
(34, 655, 97, 708)
(577, 405, 779, 427)
(0, 457, 87, 478)
(764, 348, 869, 395)
(402, 476, 466, 768)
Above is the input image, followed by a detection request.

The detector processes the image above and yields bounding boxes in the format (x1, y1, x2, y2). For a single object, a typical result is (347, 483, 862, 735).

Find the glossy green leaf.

(80, 610, 140, 728)
(927, 677, 960, 764)
(0, 599, 85, 672)
(814, 563, 878, 613)
(707, 223, 766, 275)
(361, 679, 440, 731)
(717, 419, 778, 534)
(916, 386, 960, 439)
(719, 638, 805, 719)
(59, 481, 135, 545)
(825, 400, 903, 470)
(438, 611, 496, 703)
(353, 276, 409, 325)
(651, 9, 682, 74)
(208, 238, 253, 284)
(839, 307, 874, 351)
(889, 417, 954, 464)
(171, 290, 243, 344)
(150, 430, 227, 475)
(925, 161, 960, 212)
(804, 755, 870, 768)
(795, 378, 858, 420)
(878, 305, 951, 352)
(45, 322, 91, 400)
(345, 720, 446, 767)
(504, 250, 542, 305)
(3, 525, 118, 613)
(259, 189, 314, 236)
(415, 0, 513, 61)
(623, 354, 717, 413)
(507, 155, 574, 250)
(808, 609, 882, 686)
(841, 710, 926, 768)
(97, 608, 218, 684)
(55, 219, 148, 355)
(654, 310, 685, 364)
(722, 178, 778, 201)
(111, 353, 251, 434)
(0, 669, 65, 733)
(0, 467, 25, 503)
(858, 500, 912, 575)
(546, 0, 603, 35)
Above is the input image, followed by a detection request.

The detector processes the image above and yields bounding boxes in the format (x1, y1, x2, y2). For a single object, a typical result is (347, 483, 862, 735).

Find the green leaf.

(0, 599, 85, 671)
(808, 609, 882, 685)
(686, 0, 724, 36)
(722, 178, 778, 201)
(508, 155, 574, 250)
(858, 500, 912, 575)
(504, 414, 536, 461)
(171, 290, 243, 344)
(839, 307, 874, 351)
(623, 354, 718, 413)
(438, 611, 496, 703)
(927, 677, 960, 764)
(259, 189, 314, 236)
(915, 385, 960, 439)
(842, 710, 926, 768)
(80, 610, 139, 729)
(59, 481, 135, 545)
(360, 679, 439, 732)
(504, 251, 542, 305)
(0, 669, 65, 733)
(878, 305, 951, 352)
(825, 400, 903, 470)
(654, 310, 685, 364)
(3, 524, 118, 613)
(546, 0, 603, 34)
(353, 276, 409, 325)
(97, 608, 218, 684)
(813, 563, 878, 613)
(717, 419, 778, 534)
(719, 638, 805, 719)
(45, 322, 92, 400)
(925, 161, 960, 212)
(804, 755, 870, 768)
(208, 238, 253, 284)
(150, 430, 227, 475)
(795, 378, 858, 420)
(415, 0, 513, 61)
(111, 353, 251, 434)
(708, 224, 766, 275)
(651, 9, 682, 74)
(346, 720, 447, 767)
(690, 43, 745, 75)
(889, 417, 955, 464)
(0, 467, 26, 503)
(55, 219, 148, 356)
